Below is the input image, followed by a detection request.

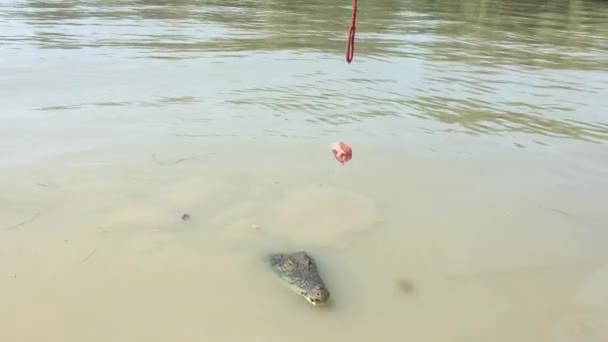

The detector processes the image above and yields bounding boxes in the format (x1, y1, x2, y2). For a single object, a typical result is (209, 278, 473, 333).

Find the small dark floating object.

(181, 213, 190, 221)
(397, 278, 415, 294)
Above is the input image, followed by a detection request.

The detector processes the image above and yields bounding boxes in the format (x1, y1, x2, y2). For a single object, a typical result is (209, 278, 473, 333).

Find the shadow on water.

(1, 0, 607, 143)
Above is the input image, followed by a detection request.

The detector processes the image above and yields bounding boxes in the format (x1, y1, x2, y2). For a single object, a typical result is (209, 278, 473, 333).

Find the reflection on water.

(0, 0, 607, 145)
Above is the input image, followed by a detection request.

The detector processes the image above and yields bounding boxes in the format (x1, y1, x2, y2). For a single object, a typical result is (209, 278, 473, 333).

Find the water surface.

(1, 0, 607, 341)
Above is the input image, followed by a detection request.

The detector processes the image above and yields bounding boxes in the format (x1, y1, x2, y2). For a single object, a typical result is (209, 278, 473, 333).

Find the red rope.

(346, 0, 357, 63)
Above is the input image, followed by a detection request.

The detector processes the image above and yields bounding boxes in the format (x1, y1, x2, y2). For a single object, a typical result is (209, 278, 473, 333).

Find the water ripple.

(1, 0, 607, 144)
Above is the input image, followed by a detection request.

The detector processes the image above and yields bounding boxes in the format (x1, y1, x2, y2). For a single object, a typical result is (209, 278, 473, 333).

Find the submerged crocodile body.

(269, 251, 331, 306)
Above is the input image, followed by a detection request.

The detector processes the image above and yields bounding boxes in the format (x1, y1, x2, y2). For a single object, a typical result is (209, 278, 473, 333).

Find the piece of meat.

(331, 141, 352, 164)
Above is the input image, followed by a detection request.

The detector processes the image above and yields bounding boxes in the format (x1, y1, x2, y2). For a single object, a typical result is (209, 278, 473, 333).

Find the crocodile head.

(269, 251, 331, 306)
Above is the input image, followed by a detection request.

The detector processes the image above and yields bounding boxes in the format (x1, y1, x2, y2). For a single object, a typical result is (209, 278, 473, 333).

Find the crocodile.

(269, 251, 331, 306)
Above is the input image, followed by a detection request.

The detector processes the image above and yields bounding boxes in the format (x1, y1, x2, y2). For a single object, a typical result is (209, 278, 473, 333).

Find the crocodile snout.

(304, 285, 330, 305)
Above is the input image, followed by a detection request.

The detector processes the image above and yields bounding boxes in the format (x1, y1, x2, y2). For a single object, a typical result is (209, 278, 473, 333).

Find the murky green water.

(1, 0, 607, 161)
